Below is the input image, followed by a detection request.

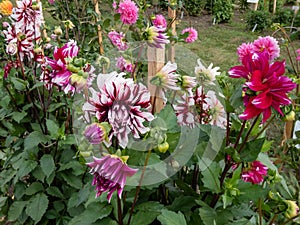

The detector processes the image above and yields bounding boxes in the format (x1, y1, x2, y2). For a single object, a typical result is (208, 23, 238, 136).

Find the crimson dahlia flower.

(241, 161, 268, 184)
(87, 155, 138, 202)
(229, 52, 296, 122)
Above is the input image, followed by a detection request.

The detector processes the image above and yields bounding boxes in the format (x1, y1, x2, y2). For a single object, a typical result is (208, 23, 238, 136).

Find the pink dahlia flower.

(181, 27, 198, 43)
(108, 31, 128, 51)
(237, 43, 253, 62)
(117, 0, 139, 25)
(252, 36, 280, 61)
(152, 14, 167, 31)
(229, 52, 296, 122)
(83, 72, 154, 148)
(87, 155, 138, 202)
(84, 123, 106, 145)
(116, 56, 133, 73)
(241, 161, 268, 184)
(296, 49, 300, 61)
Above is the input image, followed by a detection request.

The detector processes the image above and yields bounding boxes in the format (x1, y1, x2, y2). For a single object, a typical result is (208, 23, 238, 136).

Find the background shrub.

(273, 8, 294, 25)
(212, 0, 233, 23)
(183, 0, 207, 16)
(246, 10, 272, 31)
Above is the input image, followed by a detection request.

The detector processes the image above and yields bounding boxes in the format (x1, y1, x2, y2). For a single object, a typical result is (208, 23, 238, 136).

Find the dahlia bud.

(283, 110, 295, 121)
(64, 20, 75, 29)
(34, 47, 43, 54)
(6, 43, 17, 55)
(54, 26, 62, 36)
(31, 2, 40, 10)
(283, 200, 299, 219)
(45, 37, 51, 43)
(70, 73, 86, 91)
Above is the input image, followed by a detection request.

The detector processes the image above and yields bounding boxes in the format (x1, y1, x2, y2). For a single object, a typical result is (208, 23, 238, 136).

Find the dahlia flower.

(229, 52, 296, 122)
(283, 200, 299, 219)
(237, 43, 253, 62)
(195, 60, 220, 86)
(84, 123, 107, 145)
(204, 91, 226, 128)
(173, 94, 197, 128)
(87, 155, 138, 202)
(6, 43, 18, 55)
(116, 56, 133, 73)
(181, 27, 198, 43)
(252, 36, 280, 61)
(108, 31, 128, 51)
(152, 14, 167, 31)
(83, 72, 154, 148)
(241, 161, 268, 184)
(117, 0, 139, 25)
(296, 49, 300, 61)
(143, 26, 170, 49)
(45, 40, 79, 93)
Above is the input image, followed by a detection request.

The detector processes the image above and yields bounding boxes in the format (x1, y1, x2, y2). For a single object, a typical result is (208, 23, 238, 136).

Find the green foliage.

(183, 0, 206, 16)
(212, 0, 234, 23)
(245, 10, 272, 31)
(272, 8, 294, 26)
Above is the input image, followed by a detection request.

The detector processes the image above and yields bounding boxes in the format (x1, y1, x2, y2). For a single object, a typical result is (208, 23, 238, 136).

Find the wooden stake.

(147, 46, 165, 113)
(93, 0, 104, 55)
(273, 0, 277, 14)
(168, 1, 176, 62)
(254, 2, 258, 10)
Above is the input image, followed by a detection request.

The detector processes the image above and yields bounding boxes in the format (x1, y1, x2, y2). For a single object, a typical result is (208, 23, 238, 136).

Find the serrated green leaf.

(68, 203, 112, 225)
(135, 201, 164, 212)
(11, 77, 28, 91)
(130, 211, 160, 225)
(168, 196, 196, 212)
(156, 104, 180, 133)
(12, 111, 27, 123)
(201, 162, 221, 193)
(46, 186, 64, 198)
(17, 160, 38, 178)
(24, 131, 49, 151)
(60, 171, 82, 189)
(26, 193, 49, 224)
(25, 182, 44, 195)
(32, 166, 45, 182)
(8, 201, 27, 221)
(0, 197, 7, 208)
(40, 154, 55, 178)
(240, 138, 265, 162)
(46, 119, 59, 139)
(157, 209, 187, 225)
(47, 103, 65, 112)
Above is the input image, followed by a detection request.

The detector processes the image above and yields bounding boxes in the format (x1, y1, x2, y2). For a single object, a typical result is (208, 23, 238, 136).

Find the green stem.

(117, 197, 124, 225)
(279, 214, 300, 225)
(127, 146, 152, 225)
(258, 198, 263, 225)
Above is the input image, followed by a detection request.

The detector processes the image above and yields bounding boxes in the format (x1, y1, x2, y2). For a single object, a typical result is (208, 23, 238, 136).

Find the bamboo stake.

(168, 1, 176, 62)
(93, 0, 104, 55)
(273, 0, 277, 14)
(147, 46, 165, 113)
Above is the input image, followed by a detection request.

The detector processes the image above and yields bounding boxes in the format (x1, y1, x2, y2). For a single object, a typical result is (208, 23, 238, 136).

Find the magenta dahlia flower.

(87, 155, 138, 202)
(117, 0, 139, 25)
(237, 43, 253, 62)
(241, 161, 268, 184)
(181, 27, 198, 43)
(152, 14, 167, 31)
(252, 36, 280, 61)
(83, 72, 154, 148)
(229, 52, 296, 122)
(108, 31, 128, 51)
(116, 56, 133, 73)
(84, 123, 106, 145)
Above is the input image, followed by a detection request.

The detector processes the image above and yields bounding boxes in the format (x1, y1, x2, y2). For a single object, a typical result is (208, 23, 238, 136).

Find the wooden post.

(168, 1, 176, 63)
(93, 0, 104, 55)
(147, 46, 165, 113)
(273, 0, 277, 14)
(254, 2, 258, 10)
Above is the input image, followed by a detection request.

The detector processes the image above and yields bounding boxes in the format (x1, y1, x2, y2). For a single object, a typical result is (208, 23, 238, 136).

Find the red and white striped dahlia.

(83, 72, 154, 148)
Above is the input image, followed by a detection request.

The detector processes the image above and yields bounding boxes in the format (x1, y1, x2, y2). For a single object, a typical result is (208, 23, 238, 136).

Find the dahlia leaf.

(8, 201, 27, 222)
(40, 154, 56, 178)
(240, 138, 265, 162)
(157, 209, 187, 225)
(201, 162, 222, 194)
(46, 119, 59, 139)
(24, 131, 49, 151)
(25, 193, 49, 224)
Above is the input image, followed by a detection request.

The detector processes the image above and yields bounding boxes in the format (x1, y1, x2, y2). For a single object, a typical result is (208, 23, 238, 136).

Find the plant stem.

(268, 214, 278, 225)
(237, 116, 260, 153)
(131, 44, 145, 81)
(279, 214, 300, 225)
(127, 146, 152, 225)
(258, 198, 263, 225)
(234, 120, 246, 148)
(225, 112, 230, 146)
(117, 197, 124, 225)
(252, 115, 275, 141)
